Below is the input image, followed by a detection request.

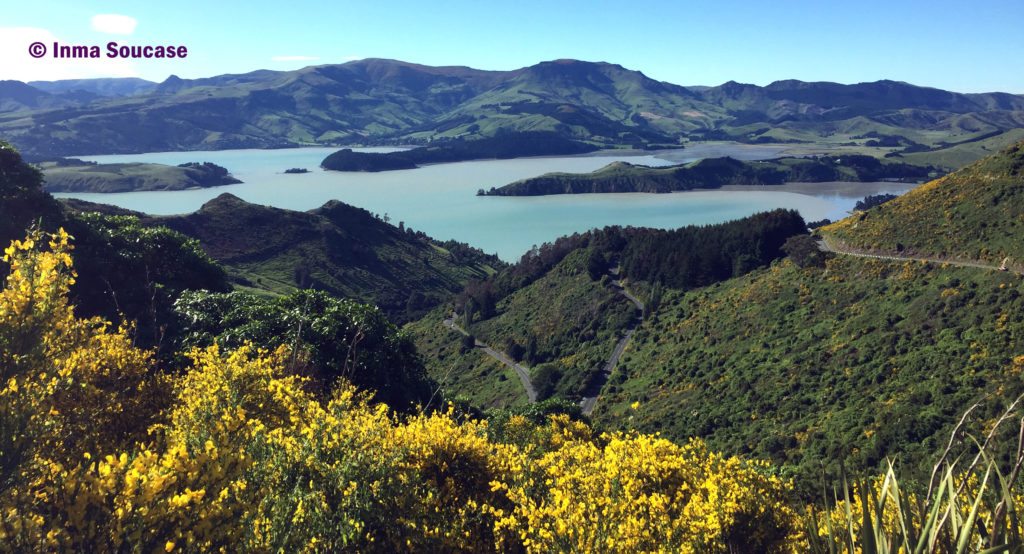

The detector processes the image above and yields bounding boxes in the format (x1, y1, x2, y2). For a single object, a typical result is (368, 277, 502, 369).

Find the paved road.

(579, 267, 645, 416)
(440, 266, 645, 411)
(442, 316, 538, 402)
(817, 236, 1020, 274)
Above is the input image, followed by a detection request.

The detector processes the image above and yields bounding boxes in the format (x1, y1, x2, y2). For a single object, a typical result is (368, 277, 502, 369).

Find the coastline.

(718, 180, 919, 199)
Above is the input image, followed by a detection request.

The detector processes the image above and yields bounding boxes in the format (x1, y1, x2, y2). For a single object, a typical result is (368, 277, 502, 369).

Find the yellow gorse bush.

(0, 230, 1018, 552)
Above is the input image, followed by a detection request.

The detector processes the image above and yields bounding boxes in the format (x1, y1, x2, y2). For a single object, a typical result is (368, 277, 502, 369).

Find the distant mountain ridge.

(28, 77, 157, 98)
(2, 58, 1023, 157)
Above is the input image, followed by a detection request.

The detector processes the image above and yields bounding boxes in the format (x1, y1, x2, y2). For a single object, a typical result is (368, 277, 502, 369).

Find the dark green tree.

(782, 234, 831, 269)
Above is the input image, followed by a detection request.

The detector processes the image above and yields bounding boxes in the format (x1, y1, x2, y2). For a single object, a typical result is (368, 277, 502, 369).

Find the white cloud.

(270, 55, 320, 62)
(0, 27, 140, 82)
(91, 14, 137, 35)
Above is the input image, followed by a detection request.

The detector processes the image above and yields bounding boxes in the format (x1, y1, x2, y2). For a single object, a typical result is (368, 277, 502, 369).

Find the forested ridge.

(482, 155, 940, 196)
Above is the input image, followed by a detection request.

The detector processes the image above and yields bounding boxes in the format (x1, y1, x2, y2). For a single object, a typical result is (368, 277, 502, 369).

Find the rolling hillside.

(42, 161, 241, 192)
(149, 193, 503, 322)
(824, 140, 1024, 268)
(2, 58, 1022, 159)
(409, 247, 635, 407)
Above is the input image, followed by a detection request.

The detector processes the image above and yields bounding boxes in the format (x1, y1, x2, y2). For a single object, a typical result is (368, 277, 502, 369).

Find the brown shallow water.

(720, 181, 919, 198)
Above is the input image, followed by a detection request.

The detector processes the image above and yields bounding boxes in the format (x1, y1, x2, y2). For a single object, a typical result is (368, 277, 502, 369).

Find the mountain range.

(3, 58, 1023, 158)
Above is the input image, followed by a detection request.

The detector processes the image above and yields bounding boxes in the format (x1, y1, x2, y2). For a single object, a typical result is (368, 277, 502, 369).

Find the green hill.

(3, 58, 1023, 159)
(42, 161, 241, 192)
(321, 132, 598, 171)
(591, 255, 1023, 490)
(483, 155, 938, 196)
(409, 248, 636, 406)
(151, 193, 504, 322)
(410, 209, 808, 407)
(824, 140, 1024, 268)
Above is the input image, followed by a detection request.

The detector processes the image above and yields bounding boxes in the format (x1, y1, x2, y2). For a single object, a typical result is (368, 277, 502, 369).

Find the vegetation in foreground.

(2, 228, 1023, 552)
(0, 228, 800, 552)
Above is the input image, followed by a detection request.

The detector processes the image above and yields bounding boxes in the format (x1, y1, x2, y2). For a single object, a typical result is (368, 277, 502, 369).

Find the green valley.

(409, 209, 808, 409)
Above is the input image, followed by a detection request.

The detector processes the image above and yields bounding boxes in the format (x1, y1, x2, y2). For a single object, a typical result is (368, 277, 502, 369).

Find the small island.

(480, 155, 940, 196)
(284, 167, 310, 174)
(42, 161, 242, 193)
(321, 132, 599, 172)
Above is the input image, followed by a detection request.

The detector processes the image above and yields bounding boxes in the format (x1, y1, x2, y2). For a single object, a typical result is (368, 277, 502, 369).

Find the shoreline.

(718, 180, 919, 199)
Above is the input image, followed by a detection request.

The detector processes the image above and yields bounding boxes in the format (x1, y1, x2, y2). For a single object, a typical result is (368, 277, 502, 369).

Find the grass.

(903, 129, 1024, 169)
(805, 396, 1024, 552)
(41, 162, 239, 193)
(824, 140, 1024, 268)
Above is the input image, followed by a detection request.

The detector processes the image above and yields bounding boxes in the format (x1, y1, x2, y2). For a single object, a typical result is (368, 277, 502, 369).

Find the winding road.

(817, 236, 1021, 275)
(579, 268, 644, 416)
(440, 266, 644, 411)
(442, 238, 1016, 409)
(442, 316, 538, 402)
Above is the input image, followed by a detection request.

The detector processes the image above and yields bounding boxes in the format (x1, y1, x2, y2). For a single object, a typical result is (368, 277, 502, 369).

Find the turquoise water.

(58, 147, 903, 261)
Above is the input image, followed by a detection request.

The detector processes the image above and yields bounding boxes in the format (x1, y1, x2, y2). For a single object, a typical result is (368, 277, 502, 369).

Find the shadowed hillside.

(151, 193, 504, 322)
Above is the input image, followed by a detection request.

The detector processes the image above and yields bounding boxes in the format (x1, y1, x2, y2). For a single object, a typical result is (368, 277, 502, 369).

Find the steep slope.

(824, 140, 1024, 268)
(409, 248, 635, 408)
(593, 255, 1024, 489)
(585, 145, 1024, 489)
(410, 210, 807, 408)
(151, 193, 503, 322)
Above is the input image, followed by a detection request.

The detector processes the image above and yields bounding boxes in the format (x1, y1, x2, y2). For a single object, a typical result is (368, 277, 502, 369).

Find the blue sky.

(2, 0, 1022, 92)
